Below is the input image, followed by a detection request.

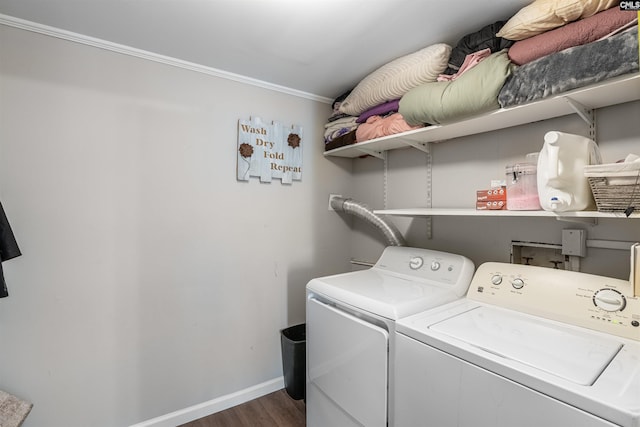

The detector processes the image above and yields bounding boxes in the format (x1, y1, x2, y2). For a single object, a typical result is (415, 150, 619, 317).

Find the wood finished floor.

(179, 390, 306, 427)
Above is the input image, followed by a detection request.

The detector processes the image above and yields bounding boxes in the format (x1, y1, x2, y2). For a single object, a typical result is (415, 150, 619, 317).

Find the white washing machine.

(395, 262, 640, 427)
(306, 246, 474, 427)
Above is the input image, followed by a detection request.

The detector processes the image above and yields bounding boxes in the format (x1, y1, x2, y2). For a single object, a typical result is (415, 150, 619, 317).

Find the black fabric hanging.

(0, 201, 21, 298)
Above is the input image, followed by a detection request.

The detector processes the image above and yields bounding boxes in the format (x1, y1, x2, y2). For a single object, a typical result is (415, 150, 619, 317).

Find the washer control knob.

(409, 256, 424, 270)
(490, 275, 503, 285)
(511, 278, 525, 290)
(430, 261, 441, 271)
(593, 289, 626, 312)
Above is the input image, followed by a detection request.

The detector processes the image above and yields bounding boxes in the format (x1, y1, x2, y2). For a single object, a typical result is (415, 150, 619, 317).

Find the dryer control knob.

(430, 261, 441, 271)
(409, 256, 424, 270)
(593, 289, 626, 312)
(491, 275, 503, 285)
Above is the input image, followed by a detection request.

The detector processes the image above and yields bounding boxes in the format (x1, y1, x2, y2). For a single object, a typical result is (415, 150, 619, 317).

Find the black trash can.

(280, 323, 306, 401)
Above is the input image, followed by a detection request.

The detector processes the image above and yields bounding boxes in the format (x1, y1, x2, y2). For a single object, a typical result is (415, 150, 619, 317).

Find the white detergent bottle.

(537, 131, 602, 212)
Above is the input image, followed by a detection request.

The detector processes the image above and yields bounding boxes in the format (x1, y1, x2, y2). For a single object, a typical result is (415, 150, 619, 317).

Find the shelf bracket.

(565, 97, 596, 141)
(403, 140, 430, 154)
(564, 97, 593, 126)
(355, 147, 386, 160)
(555, 216, 598, 225)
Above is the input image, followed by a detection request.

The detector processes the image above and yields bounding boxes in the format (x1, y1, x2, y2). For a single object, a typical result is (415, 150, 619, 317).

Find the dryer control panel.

(374, 246, 475, 297)
(468, 262, 640, 341)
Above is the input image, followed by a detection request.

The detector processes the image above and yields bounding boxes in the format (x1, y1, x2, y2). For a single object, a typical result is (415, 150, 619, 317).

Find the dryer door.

(307, 297, 388, 427)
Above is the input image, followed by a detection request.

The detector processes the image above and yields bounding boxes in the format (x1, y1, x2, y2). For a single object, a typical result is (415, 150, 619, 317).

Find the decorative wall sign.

(237, 117, 303, 184)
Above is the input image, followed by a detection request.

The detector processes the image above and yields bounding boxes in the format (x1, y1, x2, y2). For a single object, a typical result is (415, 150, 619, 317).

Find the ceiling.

(0, 0, 531, 101)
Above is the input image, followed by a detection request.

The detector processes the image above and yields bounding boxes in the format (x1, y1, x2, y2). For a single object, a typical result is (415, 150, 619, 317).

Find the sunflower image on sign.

(238, 143, 254, 180)
(288, 133, 301, 149)
(237, 117, 303, 184)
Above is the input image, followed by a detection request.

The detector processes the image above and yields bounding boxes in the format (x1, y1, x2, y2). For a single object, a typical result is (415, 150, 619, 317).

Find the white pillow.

(339, 43, 451, 116)
(496, 0, 620, 41)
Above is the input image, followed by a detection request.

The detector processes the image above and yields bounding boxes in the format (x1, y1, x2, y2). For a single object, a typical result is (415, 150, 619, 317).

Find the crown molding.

(0, 13, 333, 104)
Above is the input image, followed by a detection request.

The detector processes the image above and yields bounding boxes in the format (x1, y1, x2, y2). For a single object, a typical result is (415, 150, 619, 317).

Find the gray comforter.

(498, 26, 638, 108)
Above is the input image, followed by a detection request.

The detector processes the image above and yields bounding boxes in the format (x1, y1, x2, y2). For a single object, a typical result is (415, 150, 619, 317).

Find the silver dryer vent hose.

(330, 197, 406, 247)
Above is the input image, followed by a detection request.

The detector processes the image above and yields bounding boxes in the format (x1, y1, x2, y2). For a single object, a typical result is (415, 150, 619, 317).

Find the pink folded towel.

(356, 113, 423, 142)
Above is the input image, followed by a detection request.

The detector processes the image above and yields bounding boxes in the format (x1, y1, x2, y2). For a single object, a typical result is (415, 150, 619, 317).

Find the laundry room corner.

(0, 23, 353, 427)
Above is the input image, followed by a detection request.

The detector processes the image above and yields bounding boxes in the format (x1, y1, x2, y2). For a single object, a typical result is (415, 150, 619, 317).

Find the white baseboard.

(129, 377, 285, 427)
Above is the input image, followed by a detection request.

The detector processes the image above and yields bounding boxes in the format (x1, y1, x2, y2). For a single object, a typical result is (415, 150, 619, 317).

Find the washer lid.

(430, 306, 623, 385)
(307, 269, 460, 320)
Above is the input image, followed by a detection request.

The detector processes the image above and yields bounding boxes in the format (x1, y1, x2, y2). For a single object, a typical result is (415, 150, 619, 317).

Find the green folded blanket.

(399, 50, 513, 126)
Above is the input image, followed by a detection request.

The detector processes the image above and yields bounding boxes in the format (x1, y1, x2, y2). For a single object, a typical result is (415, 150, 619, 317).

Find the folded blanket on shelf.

(508, 7, 638, 65)
(356, 99, 400, 124)
(324, 116, 359, 143)
(443, 20, 513, 75)
(498, 26, 638, 108)
(400, 50, 513, 126)
(356, 113, 423, 143)
(325, 129, 358, 151)
(438, 48, 491, 82)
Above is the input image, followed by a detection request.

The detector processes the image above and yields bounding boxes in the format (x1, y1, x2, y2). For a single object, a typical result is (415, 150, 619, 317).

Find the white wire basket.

(584, 162, 640, 213)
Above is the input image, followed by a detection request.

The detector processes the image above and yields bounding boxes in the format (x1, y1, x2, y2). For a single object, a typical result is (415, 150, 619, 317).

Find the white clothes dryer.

(395, 262, 640, 427)
(306, 246, 474, 427)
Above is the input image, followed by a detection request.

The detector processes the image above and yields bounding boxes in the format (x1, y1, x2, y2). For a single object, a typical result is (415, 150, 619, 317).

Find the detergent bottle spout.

(549, 195, 569, 212)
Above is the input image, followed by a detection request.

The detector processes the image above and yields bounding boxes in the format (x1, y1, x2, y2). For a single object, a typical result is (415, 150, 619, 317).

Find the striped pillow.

(339, 43, 451, 116)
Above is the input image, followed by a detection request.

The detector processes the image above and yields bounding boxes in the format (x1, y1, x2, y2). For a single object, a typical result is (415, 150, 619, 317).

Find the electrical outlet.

(328, 194, 342, 211)
(562, 229, 587, 257)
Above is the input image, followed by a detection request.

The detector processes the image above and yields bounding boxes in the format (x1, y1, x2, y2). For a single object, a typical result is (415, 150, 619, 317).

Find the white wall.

(350, 101, 640, 279)
(2, 19, 638, 427)
(0, 26, 354, 426)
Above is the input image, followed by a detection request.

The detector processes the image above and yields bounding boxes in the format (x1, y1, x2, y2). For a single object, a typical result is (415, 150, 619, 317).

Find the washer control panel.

(468, 262, 640, 341)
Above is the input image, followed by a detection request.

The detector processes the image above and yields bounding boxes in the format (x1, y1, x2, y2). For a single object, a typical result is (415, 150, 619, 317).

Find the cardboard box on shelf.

(477, 186, 507, 202)
(476, 200, 507, 210)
